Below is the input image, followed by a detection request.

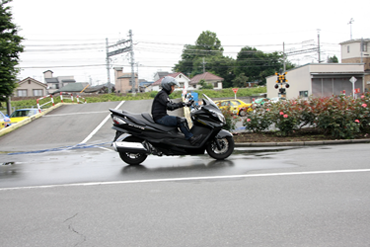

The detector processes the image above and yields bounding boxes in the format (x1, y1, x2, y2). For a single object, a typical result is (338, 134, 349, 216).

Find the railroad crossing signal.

(274, 71, 289, 98)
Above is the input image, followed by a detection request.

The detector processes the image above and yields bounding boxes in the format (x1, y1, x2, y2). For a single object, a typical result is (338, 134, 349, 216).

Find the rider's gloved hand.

(185, 100, 194, 107)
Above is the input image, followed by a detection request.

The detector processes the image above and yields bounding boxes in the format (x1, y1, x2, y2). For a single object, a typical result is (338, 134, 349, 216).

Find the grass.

(1, 87, 266, 113)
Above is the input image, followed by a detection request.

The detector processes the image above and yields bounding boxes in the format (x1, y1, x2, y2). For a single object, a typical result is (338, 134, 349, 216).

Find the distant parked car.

(253, 98, 270, 107)
(0, 111, 11, 130)
(215, 99, 252, 117)
(9, 108, 39, 124)
(269, 97, 286, 104)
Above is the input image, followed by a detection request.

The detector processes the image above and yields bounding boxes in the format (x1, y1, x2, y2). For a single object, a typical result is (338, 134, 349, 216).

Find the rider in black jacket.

(151, 76, 203, 145)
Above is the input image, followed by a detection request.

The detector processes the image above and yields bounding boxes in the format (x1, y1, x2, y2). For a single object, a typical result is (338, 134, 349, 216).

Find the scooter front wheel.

(206, 136, 234, 160)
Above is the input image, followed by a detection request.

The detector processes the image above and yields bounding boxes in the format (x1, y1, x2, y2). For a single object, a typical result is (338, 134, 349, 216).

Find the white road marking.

(1, 168, 369, 191)
(43, 111, 108, 117)
(80, 101, 125, 144)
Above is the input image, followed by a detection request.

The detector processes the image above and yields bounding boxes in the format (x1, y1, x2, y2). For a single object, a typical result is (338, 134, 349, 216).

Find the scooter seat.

(110, 109, 179, 132)
(141, 113, 178, 132)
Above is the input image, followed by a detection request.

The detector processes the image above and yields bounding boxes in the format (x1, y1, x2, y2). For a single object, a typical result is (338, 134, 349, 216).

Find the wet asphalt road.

(0, 100, 370, 246)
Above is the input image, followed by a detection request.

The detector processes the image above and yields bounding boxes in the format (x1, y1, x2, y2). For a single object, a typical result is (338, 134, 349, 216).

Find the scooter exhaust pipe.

(113, 141, 148, 154)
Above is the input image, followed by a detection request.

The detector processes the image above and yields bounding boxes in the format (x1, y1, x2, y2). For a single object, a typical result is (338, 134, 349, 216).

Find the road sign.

(354, 88, 360, 94)
(349, 76, 357, 97)
(232, 88, 238, 99)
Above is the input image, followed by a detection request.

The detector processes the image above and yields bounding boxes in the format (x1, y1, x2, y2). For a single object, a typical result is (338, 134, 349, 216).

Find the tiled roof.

(156, 72, 169, 78)
(53, 83, 90, 93)
(189, 72, 224, 85)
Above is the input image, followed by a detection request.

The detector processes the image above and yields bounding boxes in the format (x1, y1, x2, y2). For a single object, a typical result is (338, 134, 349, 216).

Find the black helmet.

(161, 76, 180, 92)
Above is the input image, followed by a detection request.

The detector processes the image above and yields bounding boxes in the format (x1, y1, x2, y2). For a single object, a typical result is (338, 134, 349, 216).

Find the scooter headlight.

(209, 109, 226, 124)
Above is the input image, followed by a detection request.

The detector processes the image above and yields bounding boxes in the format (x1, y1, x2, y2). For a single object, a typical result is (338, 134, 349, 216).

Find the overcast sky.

(9, 0, 370, 84)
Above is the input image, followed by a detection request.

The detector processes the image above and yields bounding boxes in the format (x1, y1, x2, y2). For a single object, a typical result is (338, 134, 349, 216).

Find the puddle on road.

(0, 146, 301, 187)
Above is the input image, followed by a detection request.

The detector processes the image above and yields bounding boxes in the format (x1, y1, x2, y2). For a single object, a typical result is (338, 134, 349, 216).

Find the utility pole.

(317, 29, 321, 63)
(348, 18, 354, 40)
(105, 31, 133, 94)
(106, 38, 112, 93)
(129, 30, 136, 94)
(283, 42, 286, 71)
(361, 37, 364, 63)
(202, 57, 207, 73)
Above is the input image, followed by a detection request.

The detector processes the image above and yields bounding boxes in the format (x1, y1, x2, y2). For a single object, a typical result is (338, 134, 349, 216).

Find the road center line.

(1, 168, 369, 191)
(80, 101, 125, 144)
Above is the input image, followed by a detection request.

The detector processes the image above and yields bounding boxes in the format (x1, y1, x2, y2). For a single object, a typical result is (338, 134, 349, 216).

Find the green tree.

(0, 0, 23, 106)
(327, 55, 338, 63)
(234, 47, 290, 85)
(199, 79, 213, 89)
(174, 30, 224, 78)
(232, 73, 249, 87)
(206, 56, 235, 88)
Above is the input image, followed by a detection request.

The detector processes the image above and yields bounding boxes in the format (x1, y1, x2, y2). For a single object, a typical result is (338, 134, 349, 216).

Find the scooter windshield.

(202, 94, 219, 109)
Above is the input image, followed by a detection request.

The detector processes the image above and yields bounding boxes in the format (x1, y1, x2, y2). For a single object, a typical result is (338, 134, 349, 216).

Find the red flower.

(266, 108, 270, 111)
(247, 118, 251, 122)
(283, 114, 288, 118)
(355, 119, 360, 123)
(362, 103, 367, 108)
(279, 111, 284, 115)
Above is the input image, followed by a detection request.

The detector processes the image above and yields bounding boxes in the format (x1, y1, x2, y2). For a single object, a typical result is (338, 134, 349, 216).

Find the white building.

(149, 72, 190, 92)
(266, 63, 365, 99)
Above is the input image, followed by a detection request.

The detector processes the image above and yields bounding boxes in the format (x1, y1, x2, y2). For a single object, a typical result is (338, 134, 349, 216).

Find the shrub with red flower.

(220, 106, 240, 131)
(242, 105, 273, 133)
(241, 93, 370, 138)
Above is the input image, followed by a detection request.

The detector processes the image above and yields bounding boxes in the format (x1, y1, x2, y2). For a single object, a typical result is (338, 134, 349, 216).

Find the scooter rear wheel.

(119, 152, 148, 165)
(206, 136, 234, 160)
(117, 136, 148, 165)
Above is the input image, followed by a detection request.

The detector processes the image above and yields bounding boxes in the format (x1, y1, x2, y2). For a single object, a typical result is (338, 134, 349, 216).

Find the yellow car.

(215, 99, 252, 117)
(9, 108, 39, 124)
(0, 111, 11, 130)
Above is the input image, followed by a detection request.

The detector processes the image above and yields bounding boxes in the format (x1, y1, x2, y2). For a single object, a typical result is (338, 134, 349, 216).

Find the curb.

(234, 138, 370, 147)
(0, 103, 75, 137)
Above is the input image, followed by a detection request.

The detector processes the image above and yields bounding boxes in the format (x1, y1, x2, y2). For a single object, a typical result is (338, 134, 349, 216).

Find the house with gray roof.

(13, 77, 47, 98)
(43, 70, 76, 94)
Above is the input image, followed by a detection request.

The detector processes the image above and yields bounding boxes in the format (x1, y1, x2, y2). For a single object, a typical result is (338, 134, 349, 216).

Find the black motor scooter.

(109, 94, 234, 165)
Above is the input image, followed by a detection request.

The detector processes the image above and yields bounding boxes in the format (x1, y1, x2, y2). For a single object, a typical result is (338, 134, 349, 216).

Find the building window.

(33, 89, 43, 96)
(347, 46, 350, 53)
(299, 91, 308, 97)
(17, 89, 27, 97)
(363, 42, 367, 52)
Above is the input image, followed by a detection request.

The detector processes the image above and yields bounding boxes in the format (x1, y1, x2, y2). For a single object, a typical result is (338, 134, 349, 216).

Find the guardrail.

(76, 95, 87, 104)
(37, 92, 87, 112)
(37, 95, 55, 113)
(60, 92, 74, 103)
